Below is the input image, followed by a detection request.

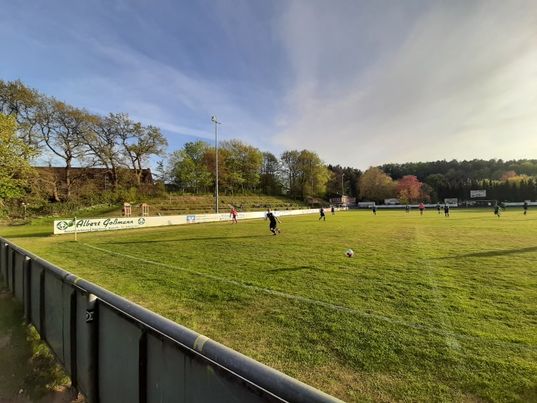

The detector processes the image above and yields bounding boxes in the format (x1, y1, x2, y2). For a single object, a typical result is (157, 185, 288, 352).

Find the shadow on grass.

(435, 246, 537, 259)
(265, 265, 317, 273)
(2, 231, 53, 239)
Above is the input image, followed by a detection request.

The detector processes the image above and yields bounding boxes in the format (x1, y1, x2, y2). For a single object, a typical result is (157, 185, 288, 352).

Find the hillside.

(120, 194, 311, 216)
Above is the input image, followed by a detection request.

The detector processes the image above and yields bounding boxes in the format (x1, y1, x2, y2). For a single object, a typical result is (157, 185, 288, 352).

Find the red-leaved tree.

(397, 175, 422, 203)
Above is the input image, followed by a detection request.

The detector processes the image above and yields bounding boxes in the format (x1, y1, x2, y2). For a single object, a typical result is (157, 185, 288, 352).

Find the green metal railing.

(0, 238, 341, 403)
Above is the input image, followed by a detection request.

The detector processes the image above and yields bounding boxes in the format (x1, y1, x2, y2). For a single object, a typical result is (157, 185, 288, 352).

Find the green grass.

(2, 209, 537, 402)
(145, 193, 310, 215)
(0, 290, 70, 401)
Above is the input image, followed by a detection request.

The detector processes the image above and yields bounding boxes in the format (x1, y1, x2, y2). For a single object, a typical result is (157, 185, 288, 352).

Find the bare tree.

(36, 99, 92, 200)
(118, 118, 168, 186)
(83, 113, 130, 190)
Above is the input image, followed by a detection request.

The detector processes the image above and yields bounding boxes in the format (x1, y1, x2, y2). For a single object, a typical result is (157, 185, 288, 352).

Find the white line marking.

(416, 226, 461, 351)
(81, 242, 536, 352)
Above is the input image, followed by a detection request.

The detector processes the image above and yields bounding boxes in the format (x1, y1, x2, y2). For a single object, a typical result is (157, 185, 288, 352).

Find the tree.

(420, 182, 434, 202)
(396, 175, 422, 203)
(36, 99, 93, 200)
(0, 114, 36, 209)
(0, 80, 42, 158)
(169, 141, 212, 193)
(260, 152, 283, 195)
(359, 167, 396, 202)
(118, 117, 168, 186)
(500, 170, 517, 181)
(280, 150, 301, 197)
(83, 113, 130, 190)
(327, 165, 362, 198)
(296, 150, 330, 198)
(220, 139, 263, 193)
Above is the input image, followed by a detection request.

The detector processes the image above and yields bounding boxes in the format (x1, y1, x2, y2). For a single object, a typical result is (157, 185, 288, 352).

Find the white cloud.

(274, 1, 537, 168)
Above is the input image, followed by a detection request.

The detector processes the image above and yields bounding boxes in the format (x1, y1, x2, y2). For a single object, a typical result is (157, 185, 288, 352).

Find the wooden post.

(123, 202, 132, 217)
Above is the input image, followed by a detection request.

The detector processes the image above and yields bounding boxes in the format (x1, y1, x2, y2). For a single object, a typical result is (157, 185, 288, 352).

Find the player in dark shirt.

(524, 201, 528, 215)
(372, 205, 377, 215)
(266, 209, 281, 235)
(319, 207, 326, 221)
(444, 204, 450, 217)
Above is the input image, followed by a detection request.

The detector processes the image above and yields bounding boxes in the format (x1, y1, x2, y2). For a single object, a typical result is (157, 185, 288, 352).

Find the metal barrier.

(0, 238, 341, 403)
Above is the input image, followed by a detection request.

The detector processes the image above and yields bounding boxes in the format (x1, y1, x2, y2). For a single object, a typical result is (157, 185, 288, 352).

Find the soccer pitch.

(5, 209, 537, 402)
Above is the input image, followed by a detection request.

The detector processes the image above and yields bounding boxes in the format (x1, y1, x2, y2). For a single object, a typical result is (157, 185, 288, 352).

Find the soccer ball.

(345, 249, 354, 257)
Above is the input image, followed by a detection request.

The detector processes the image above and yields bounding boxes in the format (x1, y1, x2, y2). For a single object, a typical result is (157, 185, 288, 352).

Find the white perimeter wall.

(53, 208, 329, 235)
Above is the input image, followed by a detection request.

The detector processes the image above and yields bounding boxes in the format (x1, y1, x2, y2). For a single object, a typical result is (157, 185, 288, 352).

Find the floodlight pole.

(211, 116, 221, 213)
(341, 173, 345, 197)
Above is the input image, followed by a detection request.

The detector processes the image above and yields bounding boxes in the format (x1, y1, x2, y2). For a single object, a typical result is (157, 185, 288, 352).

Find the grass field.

(2, 209, 537, 402)
(0, 290, 70, 401)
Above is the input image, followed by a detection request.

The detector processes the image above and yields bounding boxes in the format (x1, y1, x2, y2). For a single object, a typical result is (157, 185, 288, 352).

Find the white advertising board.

(53, 208, 321, 235)
(470, 190, 486, 198)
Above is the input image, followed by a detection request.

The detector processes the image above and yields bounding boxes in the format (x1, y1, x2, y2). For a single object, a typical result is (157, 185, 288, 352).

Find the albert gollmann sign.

(54, 217, 143, 234)
(53, 209, 322, 235)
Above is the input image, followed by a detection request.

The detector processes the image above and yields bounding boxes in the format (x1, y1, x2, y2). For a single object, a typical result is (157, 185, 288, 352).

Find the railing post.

(39, 269, 45, 337)
(23, 257, 32, 321)
(0, 242, 6, 286)
(138, 330, 147, 403)
(69, 289, 79, 398)
(9, 247, 15, 294)
(86, 293, 99, 403)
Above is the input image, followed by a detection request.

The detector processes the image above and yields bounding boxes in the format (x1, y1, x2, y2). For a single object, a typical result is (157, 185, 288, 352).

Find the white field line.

(415, 227, 461, 351)
(81, 242, 536, 352)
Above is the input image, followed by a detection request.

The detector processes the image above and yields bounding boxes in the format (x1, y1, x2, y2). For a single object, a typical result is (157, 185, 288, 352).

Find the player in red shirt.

(418, 202, 425, 215)
(230, 207, 238, 224)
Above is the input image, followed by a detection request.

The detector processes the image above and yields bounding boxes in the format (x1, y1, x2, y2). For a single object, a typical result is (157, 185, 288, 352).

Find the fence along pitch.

(0, 237, 342, 403)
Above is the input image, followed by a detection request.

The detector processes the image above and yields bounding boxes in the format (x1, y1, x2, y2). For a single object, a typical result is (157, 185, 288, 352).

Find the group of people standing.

(403, 203, 451, 216)
(233, 200, 531, 237)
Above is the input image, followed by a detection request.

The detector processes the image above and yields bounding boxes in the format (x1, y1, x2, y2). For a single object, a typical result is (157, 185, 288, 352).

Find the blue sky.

(2, 0, 537, 168)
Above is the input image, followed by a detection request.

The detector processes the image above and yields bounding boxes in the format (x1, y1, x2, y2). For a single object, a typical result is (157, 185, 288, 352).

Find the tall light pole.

(211, 116, 221, 213)
(341, 172, 345, 196)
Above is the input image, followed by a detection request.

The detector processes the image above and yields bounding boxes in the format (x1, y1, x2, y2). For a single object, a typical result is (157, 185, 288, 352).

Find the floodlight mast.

(211, 116, 221, 213)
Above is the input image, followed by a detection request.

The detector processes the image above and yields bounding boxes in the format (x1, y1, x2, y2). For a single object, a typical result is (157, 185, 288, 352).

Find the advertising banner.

(470, 190, 486, 198)
(54, 208, 321, 235)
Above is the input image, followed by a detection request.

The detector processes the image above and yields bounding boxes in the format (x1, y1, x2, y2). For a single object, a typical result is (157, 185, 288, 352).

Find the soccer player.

(230, 207, 238, 224)
(372, 205, 377, 215)
(405, 204, 410, 213)
(523, 201, 528, 215)
(418, 202, 425, 215)
(319, 207, 326, 221)
(494, 204, 501, 218)
(331, 205, 335, 215)
(436, 203, 441, 214)
(265, 208, 281, 235)
(444, 204, 450, 217)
